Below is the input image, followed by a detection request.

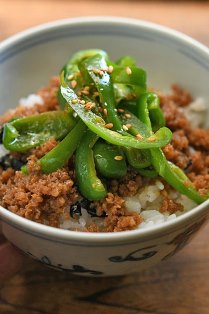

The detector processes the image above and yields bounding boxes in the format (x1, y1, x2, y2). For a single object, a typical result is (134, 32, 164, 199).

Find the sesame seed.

(99, 70, 104, 77)
(67, 74, 74, 80)
(71, 80, 77, 89)
(81, 90, 89, 95)
(114, 155, 123, 161)
(72, 99, 77, 104)
(85, 104, 92, 110)
(126, 124, 132, 129)
(126, 67, 132, 75)
(135, 133, 144, 140)
(93, 91, 99, 97)
(108, 65, 114, 74)
(147, 135, 156, 142)
(122, 124, 128, 131)
(103, 108, 107, 116)
(84, 101, 94, 110)
(93, 68, 100, 74)
(118, 108, 125, 113)
(105, 123, 113, 129)
(91, 102, 96, 109)
(125, 113, 131, 118)
(80, 100, 85, 105)
(84, 86, 90, 91)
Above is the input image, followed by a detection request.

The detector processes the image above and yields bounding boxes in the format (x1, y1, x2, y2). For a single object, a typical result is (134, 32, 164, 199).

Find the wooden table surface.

(0, 1, 209, 313)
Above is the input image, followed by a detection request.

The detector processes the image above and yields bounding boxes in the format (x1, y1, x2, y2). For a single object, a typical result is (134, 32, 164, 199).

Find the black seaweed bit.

(70, 198, 106, 218)
(80, 198, 107, 217)
(80, 198, 92, 209)
(70, 201, 82, 218)
(0, 154, 25, 171)
(11, 158, 26, 170)
(86, 205, 106, 218)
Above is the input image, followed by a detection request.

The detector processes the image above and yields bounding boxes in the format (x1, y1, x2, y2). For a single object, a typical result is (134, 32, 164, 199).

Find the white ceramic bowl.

(1, 17, 209, 277)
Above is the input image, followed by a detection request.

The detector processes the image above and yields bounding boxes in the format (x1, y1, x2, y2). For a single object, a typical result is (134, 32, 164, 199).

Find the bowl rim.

(0, 16, 209, 244)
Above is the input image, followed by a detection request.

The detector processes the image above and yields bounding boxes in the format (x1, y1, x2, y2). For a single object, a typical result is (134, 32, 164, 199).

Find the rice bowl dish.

(0, 17, 209, 277)
(0, 49, 208, 233)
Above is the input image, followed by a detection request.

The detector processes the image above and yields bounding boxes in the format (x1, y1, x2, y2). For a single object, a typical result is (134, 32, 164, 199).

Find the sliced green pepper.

(39, 120, 86, 173)
(125, 148, 151, 170)
(138, 92, 165, 132)
(57, 87, 67, 110)
(60, 81, 172, 150)
(118, 109, 149, 137)
(3, 111, 76, 152)
(58, 49, 108, 108)
(113, 55, 145, 102)
(111, 65, 146, 97)
(75, 130, 107, 201)
(137, 167, 158, 178)
(22, 120, 87, 174)
(93, 140, 127, 178)
(138, 92, 207, 204)
(118, 108, 152, 170)
(151, 148, 207, 203)
(116, 55, 137, 67)
(118, 99, 138, 116)
(82, 54, 123, 132)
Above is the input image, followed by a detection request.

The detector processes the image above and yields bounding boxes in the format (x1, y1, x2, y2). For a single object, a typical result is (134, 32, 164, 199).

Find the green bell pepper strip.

(58, 49, 108, 109)
(125, 147, 151, 170)
(150, 149, 207, 203)
(113, 85, 136, 104)
(75, 130, 107, 201)
(137, 168, 158, 178)
(62, 49, 108, 81)
(93, 140, 127, 178)
(111, 65, 147, 97)
(81, 54, 152, 171)
(118, 108, 152, 169)
(3, 111, 76, 152)
(138, 92, 207, 204)
(81, 54, 123, 132)
(21, 120, 87, 174)
(66, 49, 108, 67)
(83, 57, 146, 125)
(113, 56, 146, 103)
(60, 82, 172, 150)
(113, 55, 138, 102)
(118, 109, 150, 137)
(116, 55, 137, 67)
(138, 92, 165, 132)
(57, 87, 67, 110)
(118, 100, 138, 116)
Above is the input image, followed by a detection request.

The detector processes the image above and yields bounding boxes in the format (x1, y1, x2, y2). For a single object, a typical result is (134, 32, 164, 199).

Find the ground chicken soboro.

(0, 80, 209, 232)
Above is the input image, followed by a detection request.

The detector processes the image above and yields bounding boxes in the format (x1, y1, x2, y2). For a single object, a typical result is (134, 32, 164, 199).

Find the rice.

(182, 97, 207, 128)
(122, 179, 197, 230)
(0, 145, 8, 159)
(59, 177, 197, 231)
(19, 94, 44, 108)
